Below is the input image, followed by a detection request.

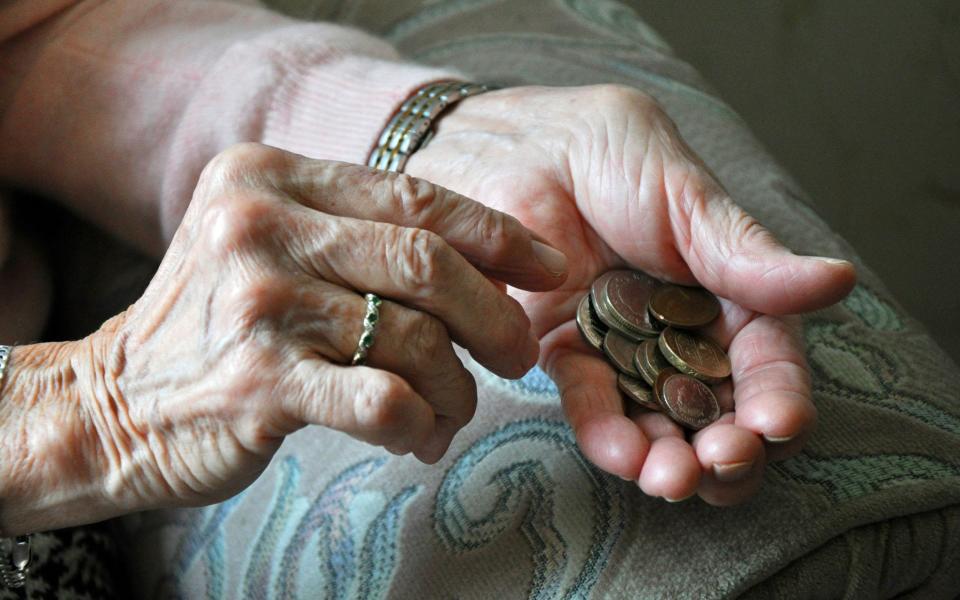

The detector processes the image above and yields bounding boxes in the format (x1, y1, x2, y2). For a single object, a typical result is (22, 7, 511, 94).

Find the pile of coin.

(576, 270, 731, 430)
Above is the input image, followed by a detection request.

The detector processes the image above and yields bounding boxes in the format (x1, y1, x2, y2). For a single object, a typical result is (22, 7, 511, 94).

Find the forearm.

(0, 0, 460, 256)
(0, 340, 117, 536)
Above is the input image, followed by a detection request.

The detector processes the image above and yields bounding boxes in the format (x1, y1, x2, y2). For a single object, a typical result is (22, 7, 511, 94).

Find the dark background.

(631, 1, 960, 363)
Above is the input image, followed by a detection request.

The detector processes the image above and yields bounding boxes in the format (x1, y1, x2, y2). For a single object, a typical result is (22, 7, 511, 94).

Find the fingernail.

(664, 492, 695, 503)
(764, 433, 795, 443)
(712, 460, 754, 483)
(809, 256, 852, 267)
(531, 241, 567, 276)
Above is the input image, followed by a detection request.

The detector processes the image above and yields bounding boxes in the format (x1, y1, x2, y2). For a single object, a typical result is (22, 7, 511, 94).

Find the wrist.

(0, 335, 120, 536)
(367, 81, 491, 173)
(259, 56, 465, 167)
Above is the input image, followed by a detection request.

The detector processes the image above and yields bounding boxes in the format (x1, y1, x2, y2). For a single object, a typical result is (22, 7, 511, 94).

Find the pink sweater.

(0, 0, 459, 253)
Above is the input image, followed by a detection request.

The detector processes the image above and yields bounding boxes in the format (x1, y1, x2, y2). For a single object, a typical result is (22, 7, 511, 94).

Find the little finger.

(280, 358, 436, 460)
(293, 282, 478, 462)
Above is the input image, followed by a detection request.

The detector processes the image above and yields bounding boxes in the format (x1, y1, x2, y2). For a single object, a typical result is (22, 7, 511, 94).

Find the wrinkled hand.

(82, 144, 565, 512)
(406, 85, 856, 505)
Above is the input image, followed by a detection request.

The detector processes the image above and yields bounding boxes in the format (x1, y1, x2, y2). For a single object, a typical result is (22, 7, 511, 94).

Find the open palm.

(406, 85, 856, 504)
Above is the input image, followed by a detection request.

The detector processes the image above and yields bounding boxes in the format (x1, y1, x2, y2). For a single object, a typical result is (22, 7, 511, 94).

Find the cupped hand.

(405, 85, 857, 505)
(86, 144, 566, 512)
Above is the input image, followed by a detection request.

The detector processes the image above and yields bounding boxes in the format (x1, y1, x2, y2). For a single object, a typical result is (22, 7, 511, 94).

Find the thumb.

(671, 179, 856, 315)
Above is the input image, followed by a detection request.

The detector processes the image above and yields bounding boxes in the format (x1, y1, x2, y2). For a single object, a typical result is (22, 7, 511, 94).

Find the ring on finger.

(351, 293, 383, 366)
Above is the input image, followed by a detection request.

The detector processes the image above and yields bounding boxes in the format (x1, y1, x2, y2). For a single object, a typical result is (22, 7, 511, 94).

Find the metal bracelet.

(367, 81, 490, 173)
(0, 345, 10, 394)
(0, 346, 31, 589)
(0, 536, 30, 589)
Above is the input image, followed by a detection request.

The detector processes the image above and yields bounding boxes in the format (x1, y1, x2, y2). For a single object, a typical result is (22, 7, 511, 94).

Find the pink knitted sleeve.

(0, 0, 461, 253)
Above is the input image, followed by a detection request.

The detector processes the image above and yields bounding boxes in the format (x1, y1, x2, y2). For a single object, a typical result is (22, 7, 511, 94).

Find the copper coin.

(603, 270, 662, 337)
(602, 331, 642, 378)
(647, 284, 721, 328)
(590, 271, 617, 315)
(653, 366, 679, 413)
(658, 327, 731, 384)
(658, 372, 720, 430)
(591, 274, 642, 341)
(617, 373, 660, 412)
(575, 294, 606, 351)
(633, 339, 672, 386)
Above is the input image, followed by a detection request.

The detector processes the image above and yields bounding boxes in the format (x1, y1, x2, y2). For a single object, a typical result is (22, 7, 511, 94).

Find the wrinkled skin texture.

(1, 145, 569, 534)
(406, 85, 857, 505)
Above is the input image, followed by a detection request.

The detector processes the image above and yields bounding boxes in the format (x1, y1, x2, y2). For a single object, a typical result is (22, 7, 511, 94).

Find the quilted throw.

(116, 1, 960, 598)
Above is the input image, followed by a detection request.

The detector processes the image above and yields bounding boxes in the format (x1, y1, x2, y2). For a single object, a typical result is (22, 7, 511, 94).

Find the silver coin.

(575, 294, 606, 351)
(618, 373, 660, 412)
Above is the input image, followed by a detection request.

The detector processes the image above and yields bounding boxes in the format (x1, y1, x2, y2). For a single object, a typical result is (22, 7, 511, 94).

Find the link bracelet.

(0, 346, 31, 589)
(367, 80, 490, 173)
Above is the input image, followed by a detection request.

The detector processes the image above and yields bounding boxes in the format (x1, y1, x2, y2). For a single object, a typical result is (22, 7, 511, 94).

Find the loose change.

(576, 270, 731, 430)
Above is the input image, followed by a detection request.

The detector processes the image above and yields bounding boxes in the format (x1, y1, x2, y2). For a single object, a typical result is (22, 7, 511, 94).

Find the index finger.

(266, 154, 569, 292)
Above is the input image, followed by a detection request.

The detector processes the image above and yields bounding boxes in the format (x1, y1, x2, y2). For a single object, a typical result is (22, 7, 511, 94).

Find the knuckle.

(356, 378, 410, 433)
(229, 276, 295, 331)
(389, 173, 439, 223)
(392, 227, 449, 290)
(405, 312, 449, 364)
(200, 194, 277, 257)
(472, 207, 517, 264)
(197, 143, 281, 194)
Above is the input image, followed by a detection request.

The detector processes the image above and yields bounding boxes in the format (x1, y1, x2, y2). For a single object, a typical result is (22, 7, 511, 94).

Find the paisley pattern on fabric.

(435, 419, 626, 599)
(771, 452, 960, 503)
(157, 494, 244, 598)
(243, 456, 303, 599)
(842, 284, 904, 332)
(489, 365, 561, 402)
(805, 319, 960, 435)
(145, 456, 419, 600)
(270, 457, 420, 600)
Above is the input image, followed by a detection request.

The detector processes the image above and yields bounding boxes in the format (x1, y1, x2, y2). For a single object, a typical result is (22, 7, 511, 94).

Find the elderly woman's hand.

(405, 85, 857, 505)
(1, 144, 568, 534)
